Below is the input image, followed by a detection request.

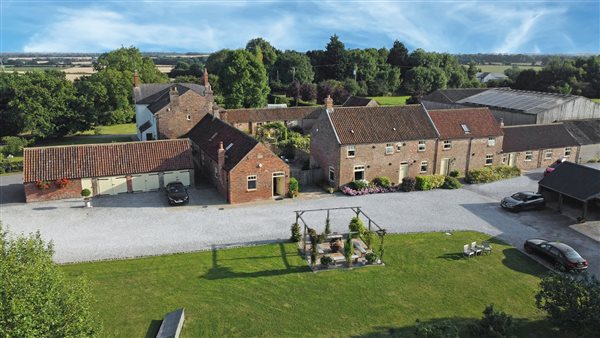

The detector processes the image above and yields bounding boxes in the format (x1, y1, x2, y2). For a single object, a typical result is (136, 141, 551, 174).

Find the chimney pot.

(324, 95, 334, 110)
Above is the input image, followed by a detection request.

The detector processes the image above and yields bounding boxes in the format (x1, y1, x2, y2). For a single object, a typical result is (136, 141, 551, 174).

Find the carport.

(538, 162, 600, 221)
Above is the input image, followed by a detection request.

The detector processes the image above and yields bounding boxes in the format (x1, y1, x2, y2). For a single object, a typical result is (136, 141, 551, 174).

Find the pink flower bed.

(342, 185, 399, 196)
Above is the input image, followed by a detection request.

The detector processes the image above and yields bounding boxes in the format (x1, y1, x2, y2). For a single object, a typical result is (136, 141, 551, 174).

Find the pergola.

(293, 206, 387, 266)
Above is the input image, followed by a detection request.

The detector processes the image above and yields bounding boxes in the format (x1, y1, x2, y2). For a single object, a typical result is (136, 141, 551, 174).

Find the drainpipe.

(465, 138, 473, 173)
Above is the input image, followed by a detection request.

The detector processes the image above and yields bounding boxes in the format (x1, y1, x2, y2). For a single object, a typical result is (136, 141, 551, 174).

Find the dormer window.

(461, 124, 471, 134)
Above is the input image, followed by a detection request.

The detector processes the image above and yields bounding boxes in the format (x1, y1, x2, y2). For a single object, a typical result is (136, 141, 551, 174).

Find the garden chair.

(353, 240, 367, 255)
(471, 242, 483, 256)
(482, 241, 492, 255)
(463, 244, 474, 258)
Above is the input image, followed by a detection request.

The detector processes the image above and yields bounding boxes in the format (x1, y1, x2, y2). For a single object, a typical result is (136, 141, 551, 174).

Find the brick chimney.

(220, 110, 228, 123)
(169, 85, 180, 109)
(217, 141, 225, 171)
(204, 69, 211, 92)
(324, 95, 334, 110)
(133, 70, 139, 88)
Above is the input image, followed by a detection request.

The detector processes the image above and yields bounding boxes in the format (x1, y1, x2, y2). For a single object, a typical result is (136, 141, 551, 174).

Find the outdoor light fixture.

(257, 163, 263, 168)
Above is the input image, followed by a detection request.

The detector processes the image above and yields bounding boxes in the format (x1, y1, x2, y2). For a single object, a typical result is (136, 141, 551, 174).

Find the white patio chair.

(471, 242, 483, 256)
(482, 241, 492, 255)
(463, 244, 474, 258)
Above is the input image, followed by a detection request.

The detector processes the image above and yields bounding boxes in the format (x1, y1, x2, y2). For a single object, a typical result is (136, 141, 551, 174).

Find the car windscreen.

(511, 193, 525, 201)
(168, 185, 184, 193)
(563, 249, 582, 260)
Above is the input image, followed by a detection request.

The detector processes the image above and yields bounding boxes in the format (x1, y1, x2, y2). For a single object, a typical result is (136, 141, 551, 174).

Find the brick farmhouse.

(187, 114, 290, 204)
(310, 103, 439, 188)
(428, 108, 504, 175)
(23, 140, 193, 202)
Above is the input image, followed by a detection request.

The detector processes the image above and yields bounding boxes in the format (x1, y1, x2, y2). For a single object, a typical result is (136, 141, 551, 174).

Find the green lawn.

(62, 232, 551, 337)
(371, 96, 411, 105)
(36, 135, 134, 147)
(75, 123, 137, 135)
(593, 99, 600, 103)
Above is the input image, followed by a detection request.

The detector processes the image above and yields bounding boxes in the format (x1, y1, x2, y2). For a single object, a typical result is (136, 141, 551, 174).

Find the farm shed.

(562, 119, 600, 163)
(538, 162, 600, 221)
(23, 139, 194, 202)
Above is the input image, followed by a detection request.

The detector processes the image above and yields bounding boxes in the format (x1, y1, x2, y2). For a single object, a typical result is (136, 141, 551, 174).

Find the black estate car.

(524, 239, 588, 272)
(501, 192, 545, 212)
(166, 182, 189, 206)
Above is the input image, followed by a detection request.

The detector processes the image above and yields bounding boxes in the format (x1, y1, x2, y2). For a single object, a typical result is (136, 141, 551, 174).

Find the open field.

(593, 99, 600, 103)
(476, 64, 544, 73)
(5, 64, 173, 80)
(371, 95, 410, 105)
(62, 231, 551, 337)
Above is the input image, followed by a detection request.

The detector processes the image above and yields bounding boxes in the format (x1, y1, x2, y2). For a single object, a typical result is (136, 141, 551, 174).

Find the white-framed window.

(420, 161, 428, 173)
(396, 143, 403, 151)
(443, 140, 452, 150)
(501, 155, 507, 164)
(525, 151, 533, 161)
(347, 145, 356, 158)
(418, 140, 426, 152)
(247, 175, 257, 191)
(564, 147, 572, 157)
(353, 165, 365, 181)
(485, 154, 494, 166)
(328, 167, 335, 182)
(385, 143, 394, 155)
(544, 149, 553, 160)
(487, 137, 496, 147)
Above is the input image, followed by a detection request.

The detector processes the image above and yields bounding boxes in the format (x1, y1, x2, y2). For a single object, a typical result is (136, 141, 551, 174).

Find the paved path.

(1, 168, 598, 277)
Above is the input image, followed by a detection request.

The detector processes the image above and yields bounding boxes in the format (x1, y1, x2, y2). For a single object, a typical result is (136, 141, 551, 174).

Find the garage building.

(23, 139, 193, 202)
(538, 162, 600, 221)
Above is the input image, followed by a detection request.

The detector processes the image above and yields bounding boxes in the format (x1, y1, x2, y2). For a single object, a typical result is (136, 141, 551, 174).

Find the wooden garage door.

(97, 176, 128, 195)
(163, 170, 191, 187)
(131, 173, 160, 192)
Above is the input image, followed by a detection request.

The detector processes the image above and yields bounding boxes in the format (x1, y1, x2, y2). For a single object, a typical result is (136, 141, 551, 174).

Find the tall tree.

(205, 49, 231, 76)
(220, 50, 270, 108)
(322, 34, 350, 81)
(75, 69, 134, 125)
(0, 223, 101, 337)
(246, 38, 279, 75)
(387, 40, 409, 69)
(93, 46, 167, 83)
(0, 73, 24, 137)
(272, 50, 314, 85)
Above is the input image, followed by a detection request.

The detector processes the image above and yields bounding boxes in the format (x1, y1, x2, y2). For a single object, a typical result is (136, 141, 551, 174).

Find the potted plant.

(365, 252, 378, 264)
(81, 188, 92, 208)
(289, 177, 299, 198)
(55, 178, 69, 189)
(320, 255, 334, 268)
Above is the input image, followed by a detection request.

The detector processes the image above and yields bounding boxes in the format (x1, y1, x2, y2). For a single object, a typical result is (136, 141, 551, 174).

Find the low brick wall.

(24, 179, 83, 202)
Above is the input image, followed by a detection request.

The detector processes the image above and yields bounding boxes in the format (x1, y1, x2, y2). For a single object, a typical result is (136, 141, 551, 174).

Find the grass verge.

(62, 231, 550, 337)
(371, 96, 410, 105)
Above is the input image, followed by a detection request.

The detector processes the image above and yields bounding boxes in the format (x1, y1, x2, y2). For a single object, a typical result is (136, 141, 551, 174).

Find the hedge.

(465, 165, 521, 184)
(0, 160, 23, 174)
(415, 175, 445, 191)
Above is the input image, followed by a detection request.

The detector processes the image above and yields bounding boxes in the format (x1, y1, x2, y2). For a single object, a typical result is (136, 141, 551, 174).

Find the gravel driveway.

(1, 167, 598, 277)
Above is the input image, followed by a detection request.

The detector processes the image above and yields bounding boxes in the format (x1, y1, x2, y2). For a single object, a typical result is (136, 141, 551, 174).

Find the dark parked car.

(524, 239, 588, 272)
(544, 158, 565, 176)
(166, 182, 189, 206)
(501, 192, 545, 212)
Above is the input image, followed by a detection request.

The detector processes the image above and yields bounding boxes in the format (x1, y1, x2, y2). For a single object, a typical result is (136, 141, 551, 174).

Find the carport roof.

(23, 139, 193, 182)
(539, 162, 600, 201)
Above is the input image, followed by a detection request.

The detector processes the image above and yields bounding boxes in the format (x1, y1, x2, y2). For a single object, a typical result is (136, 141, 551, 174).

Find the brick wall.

(157, 90, 213, 139)
(24, 179, 82, 202)
(435, 136, 504, 175)
(310, 113, 341, 187)
(337, 139, 437, 187)
(228, 143, 290, 204)
(505, 146, 578, 170)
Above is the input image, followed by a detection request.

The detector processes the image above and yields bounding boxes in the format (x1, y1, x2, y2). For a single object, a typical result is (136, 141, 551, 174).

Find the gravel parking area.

(1, 168, 598, 277)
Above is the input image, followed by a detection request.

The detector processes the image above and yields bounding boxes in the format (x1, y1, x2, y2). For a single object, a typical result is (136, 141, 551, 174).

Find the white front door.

(440, 158, 450, 176)
(272, 172, 285, 197)
(508, 153, 516, 167)
(399, 161, 409, 182)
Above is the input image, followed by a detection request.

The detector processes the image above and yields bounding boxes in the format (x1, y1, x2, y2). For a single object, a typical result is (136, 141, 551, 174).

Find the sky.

(1, 0, 599, 54)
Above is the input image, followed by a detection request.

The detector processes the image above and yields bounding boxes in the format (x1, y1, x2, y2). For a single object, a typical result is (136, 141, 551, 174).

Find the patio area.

(294, 206, 387, 271)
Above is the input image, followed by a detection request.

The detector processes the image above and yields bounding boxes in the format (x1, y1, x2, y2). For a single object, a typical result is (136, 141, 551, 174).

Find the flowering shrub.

(342, 185, 398, 196)
(35, 180, 51, 190)
(55, 178, 69, 189)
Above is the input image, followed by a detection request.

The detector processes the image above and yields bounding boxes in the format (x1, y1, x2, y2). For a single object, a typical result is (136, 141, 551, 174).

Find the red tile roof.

(428, 108, 503, 139)
(23, 139, 193, 183)
(328, 105, 439, 145)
